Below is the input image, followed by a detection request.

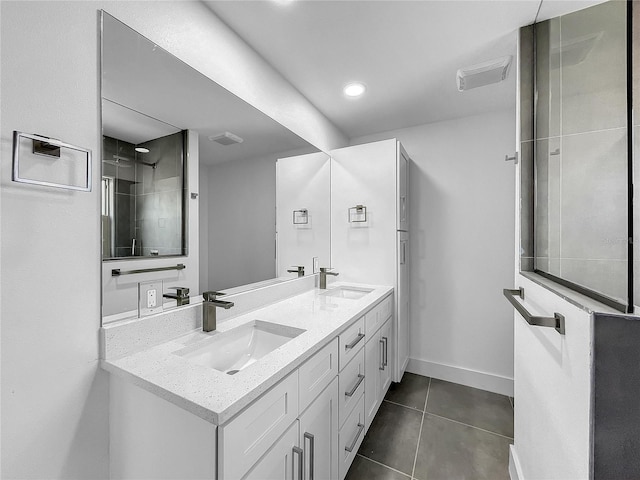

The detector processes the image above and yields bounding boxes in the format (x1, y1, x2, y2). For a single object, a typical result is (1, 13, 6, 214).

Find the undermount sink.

(177, 320, 305, 375)
(320, 286, 373, 300)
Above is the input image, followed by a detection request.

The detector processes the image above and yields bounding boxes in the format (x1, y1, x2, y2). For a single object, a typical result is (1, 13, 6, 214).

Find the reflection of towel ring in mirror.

(348, 205, 367, 223)
(293, 209, 309, 225)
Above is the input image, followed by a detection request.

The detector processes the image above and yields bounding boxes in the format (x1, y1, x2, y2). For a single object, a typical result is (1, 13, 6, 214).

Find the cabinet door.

(397, 144, 409, 231)
(244, 420, 300, 480)
(364, 329, 382, 431)
(379, 319, 392, 395)
(298, 378, 339, 480)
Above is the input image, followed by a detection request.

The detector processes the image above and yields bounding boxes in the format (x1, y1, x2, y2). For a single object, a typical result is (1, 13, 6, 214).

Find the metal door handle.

(345, 374, 365, 397)
(503, 287, 565, 335)
(379, 339, 385, 370)
(345, 423, 365, 452)
(304, 432, 314, 480)
(345, 333, 365, 350)
(293, 446, 304, 480)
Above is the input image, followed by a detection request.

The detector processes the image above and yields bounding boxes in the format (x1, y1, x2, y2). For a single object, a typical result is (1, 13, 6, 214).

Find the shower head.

(103, 155, 133, 167)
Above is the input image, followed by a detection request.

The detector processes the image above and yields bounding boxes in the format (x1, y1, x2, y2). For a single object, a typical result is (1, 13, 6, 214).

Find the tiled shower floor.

(346, 373, 514, 480)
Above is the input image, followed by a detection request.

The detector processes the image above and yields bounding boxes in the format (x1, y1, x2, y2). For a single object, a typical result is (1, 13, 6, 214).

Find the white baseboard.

(406, 357, 514, 397)
(509, 445, 524, 480)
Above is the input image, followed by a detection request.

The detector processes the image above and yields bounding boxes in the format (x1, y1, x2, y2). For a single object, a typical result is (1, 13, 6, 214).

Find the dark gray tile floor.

(346, 373, 514, 480)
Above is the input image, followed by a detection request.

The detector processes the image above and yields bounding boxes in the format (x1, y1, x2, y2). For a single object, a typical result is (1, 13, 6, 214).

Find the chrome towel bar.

(503, 287, 565, 335)
(112, 263, 186, 277)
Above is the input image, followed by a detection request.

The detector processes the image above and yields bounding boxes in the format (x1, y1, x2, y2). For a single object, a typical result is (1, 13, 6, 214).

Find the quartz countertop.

(101, 282, 393, 425)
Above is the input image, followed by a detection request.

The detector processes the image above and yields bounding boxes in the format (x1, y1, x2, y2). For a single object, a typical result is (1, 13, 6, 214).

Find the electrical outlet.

(139, 281, 163, 317)
(313, 257, 319, 274)
(147, 288, 157, 308)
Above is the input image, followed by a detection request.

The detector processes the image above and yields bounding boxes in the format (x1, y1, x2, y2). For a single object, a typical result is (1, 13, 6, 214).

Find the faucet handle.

(319, 267, 333, 273)
(168, 286, 189, 297)
(203, 291, 225, 301)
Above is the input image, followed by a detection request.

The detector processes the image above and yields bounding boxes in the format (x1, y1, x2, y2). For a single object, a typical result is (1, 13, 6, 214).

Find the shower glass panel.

(102, 131, 186, 259)
(522, 0, 631, 310)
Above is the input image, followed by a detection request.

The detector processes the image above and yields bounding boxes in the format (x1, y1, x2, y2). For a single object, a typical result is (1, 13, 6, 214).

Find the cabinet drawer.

(339, 317, 365, 370)
(299, 338, 339, 413)
(338, 394, 365, 480)
(364, 295, 393, 337)
(219, 373, 298, 480)
(339, 347, 365, 427)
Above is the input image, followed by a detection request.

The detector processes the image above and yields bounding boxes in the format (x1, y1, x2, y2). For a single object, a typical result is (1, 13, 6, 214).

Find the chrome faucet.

(163, 286, 190, 306)
(202, 291, 234, 332)
(287, 266, 305, 277)
(319, 267, 339, 289)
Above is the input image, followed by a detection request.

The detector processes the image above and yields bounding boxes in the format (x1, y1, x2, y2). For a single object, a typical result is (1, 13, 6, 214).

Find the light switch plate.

(313, 257, 319, 274)
(138, 280, 163, 317)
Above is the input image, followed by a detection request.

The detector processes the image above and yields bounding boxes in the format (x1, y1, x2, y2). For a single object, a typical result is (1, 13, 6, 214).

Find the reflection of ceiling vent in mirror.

(209, 132, 244, 146)
(457, 56, 512, 91)
(550, 31, 603, 68)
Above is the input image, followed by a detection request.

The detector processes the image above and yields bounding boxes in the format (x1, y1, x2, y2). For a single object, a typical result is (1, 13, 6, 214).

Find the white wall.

(352, 109, 516, 395)
(1, 2, 347, 478)
(201, 154, 277, 292)
(276, 152, 331, 277)
(0, 3, 109, 478)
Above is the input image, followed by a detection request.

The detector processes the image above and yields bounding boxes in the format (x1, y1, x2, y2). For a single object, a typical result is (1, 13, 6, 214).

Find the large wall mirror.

(101, 12, 330, 321)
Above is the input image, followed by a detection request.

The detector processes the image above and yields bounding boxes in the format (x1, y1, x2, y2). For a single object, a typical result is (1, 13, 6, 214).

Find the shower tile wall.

(135, 132, 184, 257)
(523, 0, 629, 304)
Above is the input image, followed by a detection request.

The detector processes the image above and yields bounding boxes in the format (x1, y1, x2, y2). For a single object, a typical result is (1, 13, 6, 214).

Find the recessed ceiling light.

(343, 82, 366, 98)
(135, 147, 150, 153)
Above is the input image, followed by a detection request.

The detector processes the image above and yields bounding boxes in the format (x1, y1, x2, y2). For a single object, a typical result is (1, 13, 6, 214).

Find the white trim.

(406, 357, 514, 397)
(509, 445, 524, 480)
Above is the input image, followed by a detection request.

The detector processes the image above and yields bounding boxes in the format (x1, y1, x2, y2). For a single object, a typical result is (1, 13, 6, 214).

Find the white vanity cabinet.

(364, 298, 394, 432)
(108, 291, 394, 480)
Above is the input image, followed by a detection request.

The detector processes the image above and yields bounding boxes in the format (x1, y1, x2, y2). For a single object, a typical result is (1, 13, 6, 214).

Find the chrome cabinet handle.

(503, 288, 565, 335)
(345, 374, 365, 397)
(345, 333, 365, 350)
(304, 432, 315, 480)
(382, 336, 388, 367)
(345, 423, 365, 452)
(379, 339, 385, 370)
(293, 446, 304, 480)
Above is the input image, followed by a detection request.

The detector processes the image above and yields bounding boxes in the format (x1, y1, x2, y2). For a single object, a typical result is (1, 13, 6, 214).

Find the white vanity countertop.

(101, 282, 393, 425)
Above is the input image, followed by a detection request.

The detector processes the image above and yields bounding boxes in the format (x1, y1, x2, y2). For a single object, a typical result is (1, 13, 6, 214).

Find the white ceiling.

(102, 12, 317, 166)
(205, 0, 606, 140)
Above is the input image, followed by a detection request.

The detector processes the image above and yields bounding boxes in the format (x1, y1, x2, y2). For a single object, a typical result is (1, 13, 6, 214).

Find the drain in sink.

(226, 369, 240, 375)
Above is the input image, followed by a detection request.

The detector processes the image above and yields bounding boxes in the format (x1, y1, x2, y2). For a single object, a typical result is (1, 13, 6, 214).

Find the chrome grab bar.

(345, 333, 365, 350)
(345, 423, 365, 453)
(503, 287, 565, 335)
(345, 374, 365, 397)
(112, 263, 186, 277)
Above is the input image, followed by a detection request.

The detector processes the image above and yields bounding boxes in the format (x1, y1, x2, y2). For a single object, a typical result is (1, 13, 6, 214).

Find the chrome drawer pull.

(304, 432, 315, 480)
(345, 423, 365, 452)
(345, 374, 365, 397)
(382, 336, 388, 366)
(345, 333, 365, 350)
(293, 446, 304, 480)
(379, 339, 385, 370)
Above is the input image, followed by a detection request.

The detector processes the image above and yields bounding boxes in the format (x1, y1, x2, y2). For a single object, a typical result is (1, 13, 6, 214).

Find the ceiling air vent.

(208, 132, 244, 146)
(457, 56, 512, 92)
